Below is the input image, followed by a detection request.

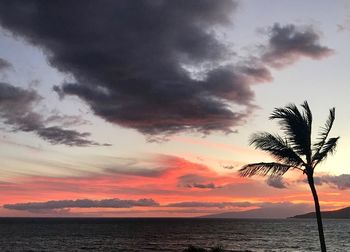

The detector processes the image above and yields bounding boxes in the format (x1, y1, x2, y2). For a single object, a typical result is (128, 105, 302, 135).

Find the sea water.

(0, 218, 349, 251)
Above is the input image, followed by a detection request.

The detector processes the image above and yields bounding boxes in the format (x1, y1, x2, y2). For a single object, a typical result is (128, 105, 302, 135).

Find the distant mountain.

(200, 205, 312, 219)
(292, 206, 350, 219)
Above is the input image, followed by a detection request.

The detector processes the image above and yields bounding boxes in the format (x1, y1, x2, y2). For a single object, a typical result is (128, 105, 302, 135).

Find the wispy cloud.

(337, 3, 350, 32)
(0, 154, 248, 206)
(0, 135, 42, 151)
(0, 82, 107, 146)
(3, 153, 331, 217)
(44, 112, 90, 128)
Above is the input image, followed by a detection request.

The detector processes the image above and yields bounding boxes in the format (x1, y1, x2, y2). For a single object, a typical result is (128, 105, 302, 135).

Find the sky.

(0, 0, 349, 218)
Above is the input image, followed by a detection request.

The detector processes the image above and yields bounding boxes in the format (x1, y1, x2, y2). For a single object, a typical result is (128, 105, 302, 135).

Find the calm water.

(0, 218, 350, 251)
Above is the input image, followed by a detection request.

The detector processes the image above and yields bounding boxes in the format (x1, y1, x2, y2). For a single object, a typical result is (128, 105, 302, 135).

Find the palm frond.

(249, 132, 305, 167)
(239, 162, 293, 177)
(301, 101, 312, 132)
(269, 102, 311, 157)
(313, 108, 335, 152)
(313, 137, 339, 166)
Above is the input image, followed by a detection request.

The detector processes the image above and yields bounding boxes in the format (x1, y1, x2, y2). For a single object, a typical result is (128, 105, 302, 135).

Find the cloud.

(178, 174, 206, 184)
(0, 135, 42, 151)
(165, 201, 253, 208)
(44, 111, 90, 128)
(337, 3, 350, 32)
(261, 23, 334, 68)
(0, 3, 334, 138)
(2, 198, 315, 218)
(101, 156, 169, 177)
(312, 174, 350, 190)
(0, 58, 12, 71)
(37, 126, 104, 147)
(178, 174, 222, 189)
(266, 176, 288, 189)
(0, 154, 248, 206)
(187, 182, 220, 189)
(104, 166, 164, 178)
(0, 82, 105, 146)
(0, 0, 271, 138)
(3, 198, 159, 211)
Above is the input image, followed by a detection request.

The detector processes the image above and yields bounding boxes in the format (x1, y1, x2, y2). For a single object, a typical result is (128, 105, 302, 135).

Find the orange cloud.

(1, 154, 349, 216)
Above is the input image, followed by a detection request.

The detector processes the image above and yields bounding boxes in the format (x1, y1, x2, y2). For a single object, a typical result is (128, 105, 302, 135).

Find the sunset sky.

(0, 0, 350, 218)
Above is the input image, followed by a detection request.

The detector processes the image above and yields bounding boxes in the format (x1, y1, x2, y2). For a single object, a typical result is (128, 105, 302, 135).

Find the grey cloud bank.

(313, 174, 350, 190)
(4, 199, 314, 219)
(0, 1, 333, 139)
(4, 198, 159, 211)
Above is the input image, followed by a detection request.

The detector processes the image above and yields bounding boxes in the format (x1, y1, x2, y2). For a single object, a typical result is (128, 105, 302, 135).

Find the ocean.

(0, 218, 349, 251)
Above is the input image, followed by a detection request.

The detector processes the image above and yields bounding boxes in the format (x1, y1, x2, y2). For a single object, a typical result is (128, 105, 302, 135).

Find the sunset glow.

(0, 0, 350, 219)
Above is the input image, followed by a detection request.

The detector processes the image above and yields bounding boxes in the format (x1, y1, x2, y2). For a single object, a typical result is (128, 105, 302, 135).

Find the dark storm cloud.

(0, 82, 104, 146)
(261, 23, 334, 68)
(4, 198, 159, 211)
(0, 2, 333, 137)
(266, 176, 287, 189)
(0, 0, 260, 136)
(0, 58, 12, 71)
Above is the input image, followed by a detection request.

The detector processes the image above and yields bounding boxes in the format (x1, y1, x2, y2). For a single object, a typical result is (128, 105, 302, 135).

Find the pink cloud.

(1, 154, 349, 217)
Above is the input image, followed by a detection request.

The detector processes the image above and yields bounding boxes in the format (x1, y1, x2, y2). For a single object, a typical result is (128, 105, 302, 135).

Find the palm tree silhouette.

(239, 101, 339, 252)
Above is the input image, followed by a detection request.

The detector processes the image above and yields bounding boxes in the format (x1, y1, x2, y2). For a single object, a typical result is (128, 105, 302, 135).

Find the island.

(292, 206, 350, 219)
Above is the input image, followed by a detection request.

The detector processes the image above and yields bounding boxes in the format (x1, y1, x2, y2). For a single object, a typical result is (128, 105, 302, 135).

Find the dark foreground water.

(0, 218, 349, 251)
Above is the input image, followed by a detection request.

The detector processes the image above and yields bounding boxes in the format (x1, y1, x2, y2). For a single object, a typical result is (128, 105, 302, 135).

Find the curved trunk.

(308, 175, 327, 252)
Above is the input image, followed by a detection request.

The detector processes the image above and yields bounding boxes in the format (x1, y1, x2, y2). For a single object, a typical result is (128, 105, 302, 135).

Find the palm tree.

(239, 101, 339, 252)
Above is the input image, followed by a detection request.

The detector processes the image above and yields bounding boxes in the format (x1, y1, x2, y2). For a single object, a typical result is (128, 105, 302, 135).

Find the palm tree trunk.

(308, 175, 327, 252)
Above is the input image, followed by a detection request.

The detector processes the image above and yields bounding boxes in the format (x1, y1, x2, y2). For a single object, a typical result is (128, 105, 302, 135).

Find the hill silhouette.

(292, 206, 350, 219)
(200, 204, 312, 219)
